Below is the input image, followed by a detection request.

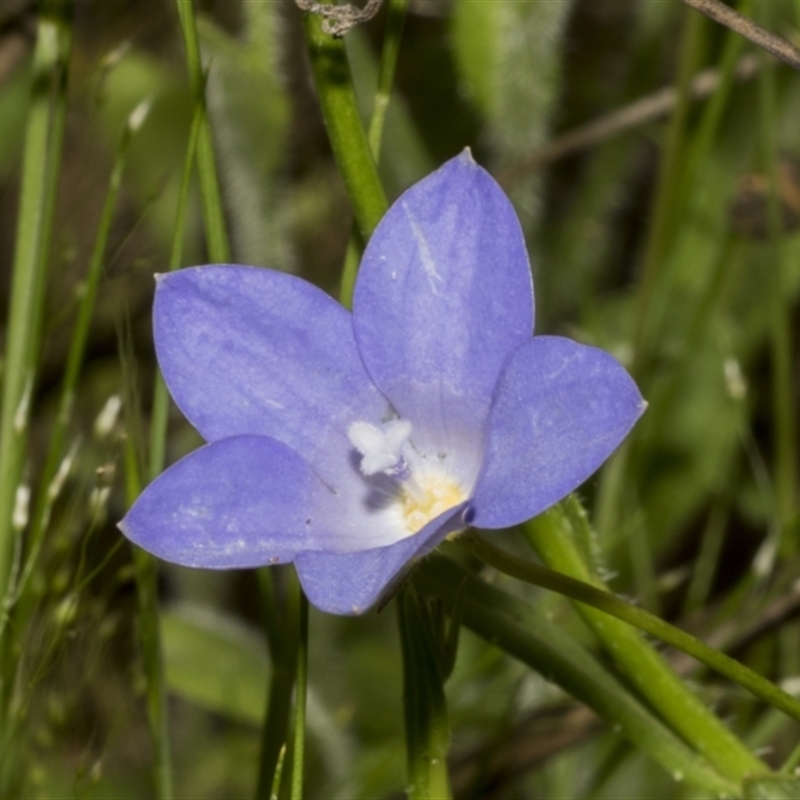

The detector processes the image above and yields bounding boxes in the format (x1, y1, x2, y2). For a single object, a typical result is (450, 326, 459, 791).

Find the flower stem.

(397, 587, 453, 800)
(289, 593, 309, 800)
(414, 554, 741, 798)
(175, 0, 231, 263)
(465, 509, 789, 781)
(255, 570, 301, 800)
(125, 432, 173, 799)
(301, 2, 388, 247)
(339, 0, 410, 305)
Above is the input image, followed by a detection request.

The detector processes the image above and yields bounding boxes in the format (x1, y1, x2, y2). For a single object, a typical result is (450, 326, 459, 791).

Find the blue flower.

(120, 152, 645, 615)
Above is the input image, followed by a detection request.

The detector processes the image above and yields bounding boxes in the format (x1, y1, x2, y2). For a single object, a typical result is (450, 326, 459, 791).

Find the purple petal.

(471, 337, 645, 529)
(154, 266, 387, 492)
(295, 502, 470, 615)
(353, 151, 533, 483)
(119, 435, 333, 568)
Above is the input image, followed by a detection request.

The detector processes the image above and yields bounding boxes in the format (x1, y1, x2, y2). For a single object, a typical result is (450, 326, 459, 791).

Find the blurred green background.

(2, 0, 800, 797)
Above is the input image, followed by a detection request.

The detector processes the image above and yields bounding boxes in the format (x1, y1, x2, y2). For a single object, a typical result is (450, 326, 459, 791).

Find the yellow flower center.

(401, 473, 465, 534)
(347, 418, 468, 538)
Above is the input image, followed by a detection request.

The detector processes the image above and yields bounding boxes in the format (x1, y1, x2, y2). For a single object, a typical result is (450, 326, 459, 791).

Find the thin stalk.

(678, 0, 753, 214)
(465, 525, 799, 748)
(593, 440, 630, 550)
(125, 101, 204, 800)
(633, 8, 707, 365)
(0, 7, 71, 788)
(397, 588, 452, 800)
(681, 0, 800, 71)
(149, 105, 202, 480)
(339, 236, 362, 310)
(174, 0, 230, 263)
(125, 429, 173, 799)
(339, 0, 410, 304)
(682, 494, 731, 614)
(367, 0, 410, 159)
(258, 567, 281, 662)
(626, 503, 661, 615)
(0, 0, 71, 612)
(757, 55, 797, 536)
(255, 571, 301, 800)
(21, 100, 150, 603)
(301, 2, 387, 259)
(415, 555, 740, 798)
(781, 735, 800, 774)
(289, 594, 309, 800)
(0, 107, 148, 784)
(627, 3, 751, 445)
(641, 235, 739, 440)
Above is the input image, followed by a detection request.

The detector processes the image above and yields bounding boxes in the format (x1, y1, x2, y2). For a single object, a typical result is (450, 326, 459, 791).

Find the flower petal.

(295, 502, 470, 615)
(154, 265, 387, 491)
(471, 336, 645, 529)
(353, 151, 533, 487)
(119, 435, 333, 568)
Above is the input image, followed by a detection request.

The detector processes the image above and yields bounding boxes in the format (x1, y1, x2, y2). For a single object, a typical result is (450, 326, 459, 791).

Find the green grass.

(2, 1, 800, 797)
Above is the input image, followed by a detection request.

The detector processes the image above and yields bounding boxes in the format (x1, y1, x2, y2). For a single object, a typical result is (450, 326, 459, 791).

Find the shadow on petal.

(295, 502, 470, 615)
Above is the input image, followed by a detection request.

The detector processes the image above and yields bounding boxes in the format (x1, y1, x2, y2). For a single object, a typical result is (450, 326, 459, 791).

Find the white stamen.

(400, 474, 427, 504)
(348, 417, 468, 537)
(348, 419, 412, 476)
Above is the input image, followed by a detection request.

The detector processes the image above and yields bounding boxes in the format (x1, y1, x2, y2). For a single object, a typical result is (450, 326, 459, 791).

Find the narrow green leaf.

(0, 0, 71, 607)
(522, 503, 769, 781)
(415, 554, 740, 798)
(149, 103, 202, 481)
(21, 99, 150, 603)
(175, 0, 231, 263)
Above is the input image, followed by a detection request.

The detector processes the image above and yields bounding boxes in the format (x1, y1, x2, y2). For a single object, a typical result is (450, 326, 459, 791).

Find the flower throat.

(347, 419, 465, 534)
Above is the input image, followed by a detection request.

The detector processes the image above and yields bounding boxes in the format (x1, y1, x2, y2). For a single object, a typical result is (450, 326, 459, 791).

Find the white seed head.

(128, 98, 152, 133)
(724, 358, 747, 400)
(12, 483, 30, 532)
(89, 486, 112, 519)
(779, 676, 800, 697)
(48, 439, 80, 502)
(94, 394, 122, 440)
(13, 375, 33, 434)
(753, 537, 776, 578)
